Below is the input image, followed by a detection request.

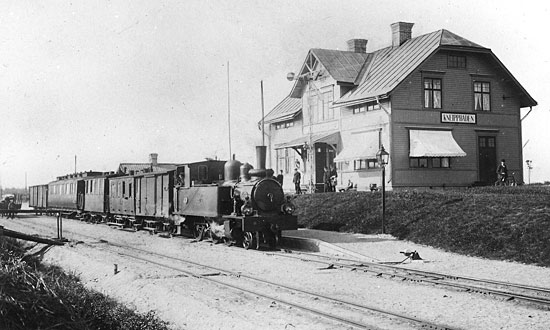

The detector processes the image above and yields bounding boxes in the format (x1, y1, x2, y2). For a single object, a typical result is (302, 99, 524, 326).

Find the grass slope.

(0, 238, 169, 330)
(293, 186, 550, 267)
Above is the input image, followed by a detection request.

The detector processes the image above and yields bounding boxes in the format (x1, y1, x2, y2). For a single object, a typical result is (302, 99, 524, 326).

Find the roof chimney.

(391, 22, 414, 47)
(347, 39, 368, 53)
(149, 153, 158, 166)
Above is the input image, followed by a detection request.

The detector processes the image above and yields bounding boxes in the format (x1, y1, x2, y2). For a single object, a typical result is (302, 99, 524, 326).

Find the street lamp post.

(525, 160, 533, 185)
(376, 145, 389, 234)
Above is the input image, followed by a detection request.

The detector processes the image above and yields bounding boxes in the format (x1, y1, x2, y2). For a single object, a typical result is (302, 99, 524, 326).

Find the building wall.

(390, 49, 524, 187)
(336, 100, 391, 191)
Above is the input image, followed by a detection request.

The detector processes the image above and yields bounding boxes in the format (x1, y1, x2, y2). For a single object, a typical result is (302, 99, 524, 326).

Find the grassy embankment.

(0, 237, 169, 330)
(294, 185, 550, 267)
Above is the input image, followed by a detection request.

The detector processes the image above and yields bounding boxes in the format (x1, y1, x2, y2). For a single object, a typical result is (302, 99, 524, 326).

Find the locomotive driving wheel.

(242, 232, 260, 250)
(193, 224, 207, 241)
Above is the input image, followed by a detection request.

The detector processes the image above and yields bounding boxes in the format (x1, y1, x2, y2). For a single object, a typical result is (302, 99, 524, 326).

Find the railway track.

(267, 251, 550, 310)
(5, 216, 457, 330)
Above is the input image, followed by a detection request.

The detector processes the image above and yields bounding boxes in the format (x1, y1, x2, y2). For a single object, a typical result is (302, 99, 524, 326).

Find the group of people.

(276, 165, 338, 195)
(1, 198, 17, 219)
(323, 165, 338, 192)
(276, 169, 302, 194)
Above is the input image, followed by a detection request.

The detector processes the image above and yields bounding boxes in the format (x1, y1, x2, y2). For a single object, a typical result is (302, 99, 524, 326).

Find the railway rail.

(267, 251, 550, 310)
(5, 216, 457, 330)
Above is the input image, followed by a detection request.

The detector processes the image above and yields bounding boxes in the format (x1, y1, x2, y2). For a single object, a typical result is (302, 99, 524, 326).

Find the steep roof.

(262, 96, 301, 124)
(289, 49, 369, 98)
(263, 27, 537, 124)
(335, 29, 536, 107)
(311, 49, 370, 83)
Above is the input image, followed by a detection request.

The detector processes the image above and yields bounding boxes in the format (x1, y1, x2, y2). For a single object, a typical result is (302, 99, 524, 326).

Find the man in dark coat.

(292, 168, 301, 194)
(323, 167, 331, 192)
(276, 170, 284, 187)
(496, 159, 508, 185)
(7, 199, 16, 219)
(329, 164, 338, 192)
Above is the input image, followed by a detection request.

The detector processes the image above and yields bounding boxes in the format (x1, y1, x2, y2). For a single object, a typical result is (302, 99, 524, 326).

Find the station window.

(448, 55, 466, 69)
(129, 183, 132, 198)
(474, 81, 491, 111)
(352, 101, 380, 114)
(353, 159, 378, 170)
(275, 120, 295, 130)
(424, 78, 442, 109)
(409, 157, 450, 168)
(122, 182, 126, 197)
(309, 85, 335, 123)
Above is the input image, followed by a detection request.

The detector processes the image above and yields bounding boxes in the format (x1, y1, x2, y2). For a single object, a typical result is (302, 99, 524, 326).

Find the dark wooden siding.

(390, 50, 524, 187)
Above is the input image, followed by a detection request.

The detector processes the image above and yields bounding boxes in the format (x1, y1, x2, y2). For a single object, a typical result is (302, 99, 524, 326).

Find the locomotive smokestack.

(256, 146, 266, 170)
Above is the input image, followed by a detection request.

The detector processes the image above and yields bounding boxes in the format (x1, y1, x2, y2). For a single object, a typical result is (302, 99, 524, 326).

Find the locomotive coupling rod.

(0, 225, 65, 246)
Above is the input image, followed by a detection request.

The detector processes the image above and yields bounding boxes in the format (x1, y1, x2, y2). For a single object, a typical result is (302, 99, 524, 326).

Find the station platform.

(280, 229, 550, 287)
(281, 229, 416, 264)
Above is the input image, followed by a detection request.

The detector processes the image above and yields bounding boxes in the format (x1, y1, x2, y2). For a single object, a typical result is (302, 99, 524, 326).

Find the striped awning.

(409, 130, 466, 157)
(334, 131, 379, 162)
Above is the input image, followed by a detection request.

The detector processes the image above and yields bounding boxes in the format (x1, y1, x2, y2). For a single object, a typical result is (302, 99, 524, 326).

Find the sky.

(0, 0, 549, 188)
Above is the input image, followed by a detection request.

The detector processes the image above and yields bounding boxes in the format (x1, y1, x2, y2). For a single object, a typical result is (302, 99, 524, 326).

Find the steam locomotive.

(29, 147, 297, 249)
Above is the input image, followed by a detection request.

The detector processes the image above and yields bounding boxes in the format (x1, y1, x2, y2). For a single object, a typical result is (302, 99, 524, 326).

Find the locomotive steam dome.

(253, 179, 285, 211)
(224, 159, 242, 181)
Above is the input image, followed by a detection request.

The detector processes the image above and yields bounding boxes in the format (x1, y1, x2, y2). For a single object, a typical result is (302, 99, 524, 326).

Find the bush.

(0, 238, 170, 330)
(293, 186, 550, 267)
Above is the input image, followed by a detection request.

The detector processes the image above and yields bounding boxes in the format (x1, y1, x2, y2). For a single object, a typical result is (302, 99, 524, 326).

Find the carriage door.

(478, 136, 497, 184)
(145, 176, 156, 216)
(77, 180, 85, 210)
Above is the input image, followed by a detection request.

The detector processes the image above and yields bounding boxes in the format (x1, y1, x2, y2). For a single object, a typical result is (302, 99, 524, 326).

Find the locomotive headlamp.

(241, 197, 254, 216)
(281, 202, 295, 215)
(240, 191, 249, 200)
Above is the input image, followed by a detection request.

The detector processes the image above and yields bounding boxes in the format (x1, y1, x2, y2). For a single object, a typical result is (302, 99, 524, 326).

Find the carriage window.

(122, 182, 126, 197)
(198, 165, 208, 180)
(129, 183, 132, 198)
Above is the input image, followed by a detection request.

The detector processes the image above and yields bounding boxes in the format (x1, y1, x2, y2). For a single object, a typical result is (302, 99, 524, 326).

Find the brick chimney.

(347, 39, 368, 53)
(391, 22, 414, 47)
(149, 153, 158, 166)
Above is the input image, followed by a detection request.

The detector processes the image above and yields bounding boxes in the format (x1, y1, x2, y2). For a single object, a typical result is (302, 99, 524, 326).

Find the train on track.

(29, 147, 297, 249)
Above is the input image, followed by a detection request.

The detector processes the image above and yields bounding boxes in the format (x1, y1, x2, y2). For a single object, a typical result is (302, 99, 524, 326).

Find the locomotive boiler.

(174, 146, 297, 249)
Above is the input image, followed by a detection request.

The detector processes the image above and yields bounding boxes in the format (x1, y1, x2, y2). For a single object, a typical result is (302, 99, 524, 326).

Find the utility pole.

(227, 61, 232, 160)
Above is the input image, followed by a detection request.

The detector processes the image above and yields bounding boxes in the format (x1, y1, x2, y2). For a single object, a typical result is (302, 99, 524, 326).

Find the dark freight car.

(29, 184, 48, 210)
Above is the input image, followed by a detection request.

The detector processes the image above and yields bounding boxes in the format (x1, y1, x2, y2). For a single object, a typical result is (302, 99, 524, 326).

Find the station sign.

(441, 112, 477, 124)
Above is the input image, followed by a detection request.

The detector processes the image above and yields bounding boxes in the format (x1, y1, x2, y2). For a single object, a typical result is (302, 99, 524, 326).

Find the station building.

(261, 22, 537, 191)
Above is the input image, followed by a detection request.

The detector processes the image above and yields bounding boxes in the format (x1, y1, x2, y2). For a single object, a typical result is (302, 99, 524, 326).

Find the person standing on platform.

(496, 159, 508, 186)
(293, 168, 302, 194)
(323, 167, 331, 192)
(7, 199, 16, 219)
(276, 170, 284, 187)
(330, 164, 338, 192)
